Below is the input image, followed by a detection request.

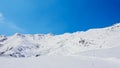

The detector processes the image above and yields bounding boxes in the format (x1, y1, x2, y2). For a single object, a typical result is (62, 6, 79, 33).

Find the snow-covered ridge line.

(0, 23, 120, 58)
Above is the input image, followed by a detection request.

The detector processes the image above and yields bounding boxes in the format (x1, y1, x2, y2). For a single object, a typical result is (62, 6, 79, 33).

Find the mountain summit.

(0, 23, 120, 57)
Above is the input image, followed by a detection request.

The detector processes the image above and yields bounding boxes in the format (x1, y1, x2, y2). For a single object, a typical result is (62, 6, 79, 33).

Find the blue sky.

(0, 0, 120, 35)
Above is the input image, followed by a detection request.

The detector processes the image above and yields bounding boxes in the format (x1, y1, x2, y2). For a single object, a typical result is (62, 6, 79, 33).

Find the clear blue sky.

(0, 0, 120, 35)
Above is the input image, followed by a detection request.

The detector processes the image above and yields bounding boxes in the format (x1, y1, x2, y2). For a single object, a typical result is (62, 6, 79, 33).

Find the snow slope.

(75, 44, 120, 58)
(0, 23, 120, 68)
(0, 23, 120, 57)
(0, 56, 120, 68)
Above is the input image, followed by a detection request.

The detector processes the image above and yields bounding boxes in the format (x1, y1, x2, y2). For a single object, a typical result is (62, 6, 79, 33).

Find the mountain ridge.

(0, 23, 120, 57)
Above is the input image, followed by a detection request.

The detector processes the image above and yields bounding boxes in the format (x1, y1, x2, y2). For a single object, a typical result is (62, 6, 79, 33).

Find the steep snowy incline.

(0, 23, 120, 57)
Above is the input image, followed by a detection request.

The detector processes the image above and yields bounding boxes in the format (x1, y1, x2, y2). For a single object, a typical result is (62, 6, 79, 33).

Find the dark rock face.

(0, 35, 7, 42)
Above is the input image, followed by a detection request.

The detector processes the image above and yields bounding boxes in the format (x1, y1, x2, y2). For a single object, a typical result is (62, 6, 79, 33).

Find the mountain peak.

(14, 33, 25, 37)
(14, 33, 22, 35)
(113, 23, 120, 28)
(108, 23, 120, 31)
(0, 23, 120, 57)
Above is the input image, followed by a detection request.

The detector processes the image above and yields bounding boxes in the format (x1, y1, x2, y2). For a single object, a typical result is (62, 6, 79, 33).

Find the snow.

(0, 23, 120, 68)
(0, 56, 120, 68)
(75, 45, 120, 58)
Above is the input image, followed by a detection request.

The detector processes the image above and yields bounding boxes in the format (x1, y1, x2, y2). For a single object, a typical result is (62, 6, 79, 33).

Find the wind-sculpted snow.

(0, 23, 120, 57)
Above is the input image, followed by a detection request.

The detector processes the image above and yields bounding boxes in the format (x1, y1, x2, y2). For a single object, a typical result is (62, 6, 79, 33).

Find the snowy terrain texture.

(0, 23, 120, 68)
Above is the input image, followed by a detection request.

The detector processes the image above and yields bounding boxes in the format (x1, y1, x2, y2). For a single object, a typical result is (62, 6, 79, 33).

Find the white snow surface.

(0, 23, 120, 68)
(1, 56, 120, 68)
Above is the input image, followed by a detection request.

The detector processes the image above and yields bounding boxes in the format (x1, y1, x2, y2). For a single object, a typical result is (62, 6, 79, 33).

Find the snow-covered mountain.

(0, 23, 120, 57)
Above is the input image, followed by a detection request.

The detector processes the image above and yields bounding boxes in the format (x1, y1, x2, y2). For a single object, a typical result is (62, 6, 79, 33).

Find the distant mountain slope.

(0, 23, 120, 57)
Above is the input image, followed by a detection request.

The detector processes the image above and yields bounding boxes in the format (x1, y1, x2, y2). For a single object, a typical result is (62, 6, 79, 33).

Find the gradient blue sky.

(0, 0, 120, 35)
